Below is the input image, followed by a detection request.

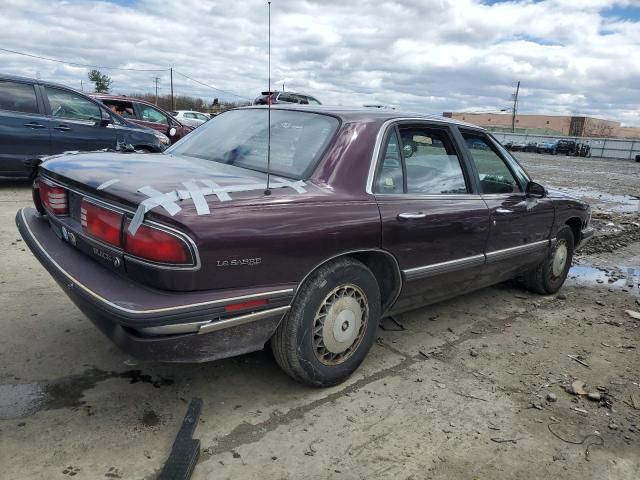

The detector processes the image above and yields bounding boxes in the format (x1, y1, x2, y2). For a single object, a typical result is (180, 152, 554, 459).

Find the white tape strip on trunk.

(127, 179, 307, 235)
(96, 178, 120, 190)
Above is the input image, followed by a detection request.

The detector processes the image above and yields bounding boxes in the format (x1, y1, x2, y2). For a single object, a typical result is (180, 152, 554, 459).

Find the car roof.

(239, 104, 482, 130)
(0, 73, 84, 92)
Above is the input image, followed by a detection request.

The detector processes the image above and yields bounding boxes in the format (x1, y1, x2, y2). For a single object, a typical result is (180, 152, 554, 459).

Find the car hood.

(39, 151, 325, 217)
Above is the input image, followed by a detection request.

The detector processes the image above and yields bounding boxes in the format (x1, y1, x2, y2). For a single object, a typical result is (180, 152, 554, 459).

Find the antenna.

(264, 1, 272, 196)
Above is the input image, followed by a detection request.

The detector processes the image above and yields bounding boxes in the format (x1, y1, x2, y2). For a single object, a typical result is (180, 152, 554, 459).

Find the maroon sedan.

(92, 94, 192, 144)
(17, 106, 593, 386)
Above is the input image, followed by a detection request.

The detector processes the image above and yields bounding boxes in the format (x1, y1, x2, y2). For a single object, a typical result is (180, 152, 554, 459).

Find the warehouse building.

(442, 112, 640, 139)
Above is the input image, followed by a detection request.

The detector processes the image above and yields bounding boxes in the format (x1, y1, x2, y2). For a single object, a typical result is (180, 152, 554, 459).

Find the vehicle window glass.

(462, 132, 521, 194)
(195, 113, 208, 121)
(374, 129, 403, 194)
(45, 87, 101, 121)
(0, 81, 39, 114)
(306, 96, 321, 105)
(138, 104, 168, 124)
(399, 127, 468, 194)
(278, 94, 296, 103)
(490, 135, 530, 188)
(184, 112, 195, 118)
(102, 100, 135, 118)
(167, 109, 339, 179)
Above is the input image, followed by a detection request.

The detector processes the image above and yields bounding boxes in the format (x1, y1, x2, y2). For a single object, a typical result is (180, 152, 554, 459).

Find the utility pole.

(170, 68, 175, 111)
(80, 80, 83, 91)
(282, 82, 285, 92)
(154, 76, 160, 105)
(511, 80, 520, 133)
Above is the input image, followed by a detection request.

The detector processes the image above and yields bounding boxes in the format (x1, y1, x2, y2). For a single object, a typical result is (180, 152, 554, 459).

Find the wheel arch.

(564, 216, 582, 245)
(293, 249, 402, 313)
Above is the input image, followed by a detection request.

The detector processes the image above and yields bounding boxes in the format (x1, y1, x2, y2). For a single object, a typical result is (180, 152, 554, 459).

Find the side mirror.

(168, 127, 177, 137)
(526, 181, 546, 198)
(98, 117, 112, 127)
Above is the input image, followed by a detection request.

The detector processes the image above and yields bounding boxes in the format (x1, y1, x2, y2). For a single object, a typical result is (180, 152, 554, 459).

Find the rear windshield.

(166, 109, 339, 179)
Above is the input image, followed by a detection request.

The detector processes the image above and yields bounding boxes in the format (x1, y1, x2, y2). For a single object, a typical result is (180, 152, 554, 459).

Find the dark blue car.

(0, 74, 168, 178)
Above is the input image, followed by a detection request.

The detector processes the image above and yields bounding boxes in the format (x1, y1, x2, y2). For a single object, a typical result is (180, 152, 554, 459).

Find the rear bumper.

(16, 208, 294, 362)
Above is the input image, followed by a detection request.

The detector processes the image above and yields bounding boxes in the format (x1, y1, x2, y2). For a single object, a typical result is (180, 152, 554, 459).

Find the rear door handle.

(53, 125, 71, 131)
(495, 208, 513, 214)
(398, 212, 427, 220)
(24, 122, 46, 129)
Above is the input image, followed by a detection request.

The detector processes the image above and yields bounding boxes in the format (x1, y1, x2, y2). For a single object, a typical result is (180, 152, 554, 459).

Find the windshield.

(166, 109, 339, 179)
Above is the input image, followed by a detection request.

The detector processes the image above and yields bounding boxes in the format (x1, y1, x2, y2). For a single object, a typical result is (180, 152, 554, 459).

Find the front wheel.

(271, 258, 381, 387)
(523, 226, 574, 294)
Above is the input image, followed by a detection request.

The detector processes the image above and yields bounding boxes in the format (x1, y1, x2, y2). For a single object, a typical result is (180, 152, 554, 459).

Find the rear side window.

(138, 104, 168, 124)
(45, 87, 101, 121)
(374, 125, 468, 195)
(0, 80, 39, 114)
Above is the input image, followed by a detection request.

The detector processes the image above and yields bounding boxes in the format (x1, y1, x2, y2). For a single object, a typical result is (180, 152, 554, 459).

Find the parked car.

(555, 139, 577, 155)
(17, 106, 593, 387)
(536, 142, 557, 154)
(171, 110, 210, 128)
(523, 142, 538, 152)
(253, 91, 322, 105)
(92, 95, 192, 144)
(0, 74, 168, 179)
(504, 141, 526, 152)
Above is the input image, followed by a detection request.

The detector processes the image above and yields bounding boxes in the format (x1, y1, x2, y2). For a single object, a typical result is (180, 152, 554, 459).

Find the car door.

(43, 86, 117, 154)
(459, 129, 555, 285)
(373, 122, 492, 312)
(134, 102, 171, 134)
(0, 79, 50, 176)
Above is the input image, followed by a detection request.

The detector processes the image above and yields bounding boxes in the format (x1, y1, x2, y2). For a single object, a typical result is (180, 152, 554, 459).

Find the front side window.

(195, 113, 208, 121)
(167, 109, 339, 179)
(138, 104, 168, 124)
(374, 125, 468, 195)
(0, 80, 39, 114)
(45, 87, 101, 121)
(462, 132, 521, 194)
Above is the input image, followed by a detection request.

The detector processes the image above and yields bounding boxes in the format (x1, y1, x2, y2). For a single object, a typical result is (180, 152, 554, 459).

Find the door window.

(0, 81, 39, 114)
(462, 132, 521, 194)
(45, 87, 101, 121)
(374, 125, 468, 195)
(138, 104, 168, 124)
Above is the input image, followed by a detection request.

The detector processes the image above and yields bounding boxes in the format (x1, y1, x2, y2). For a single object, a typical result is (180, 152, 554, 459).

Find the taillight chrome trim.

(38, 175, 201, 271)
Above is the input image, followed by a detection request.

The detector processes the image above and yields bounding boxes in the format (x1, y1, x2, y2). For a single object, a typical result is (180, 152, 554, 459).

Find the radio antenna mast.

(264, 1, 272, 196)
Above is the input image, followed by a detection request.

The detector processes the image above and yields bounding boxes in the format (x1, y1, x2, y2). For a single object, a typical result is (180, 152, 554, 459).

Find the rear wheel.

(523, 226, 574, 294)
(271, 258, 381, 387)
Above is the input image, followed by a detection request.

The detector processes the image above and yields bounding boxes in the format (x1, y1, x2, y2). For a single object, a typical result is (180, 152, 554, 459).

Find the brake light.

(224, 299, 268, 313)
(124, 222, 190, 264)
(38, 180, 68, 215)
(81, 200, 123, 247)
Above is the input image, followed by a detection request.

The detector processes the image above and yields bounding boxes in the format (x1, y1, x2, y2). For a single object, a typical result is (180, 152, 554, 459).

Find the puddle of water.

(0, 369, 174, 420)
(567, 264, 640, 295)
(549, 186, 640, 213)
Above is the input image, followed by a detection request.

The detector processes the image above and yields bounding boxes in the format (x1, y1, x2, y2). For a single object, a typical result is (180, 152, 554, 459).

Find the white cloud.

(0, 0, 638, 126)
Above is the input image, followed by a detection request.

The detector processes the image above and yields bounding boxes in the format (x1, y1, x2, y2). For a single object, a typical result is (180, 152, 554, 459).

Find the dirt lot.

(0, 154, 639, 480)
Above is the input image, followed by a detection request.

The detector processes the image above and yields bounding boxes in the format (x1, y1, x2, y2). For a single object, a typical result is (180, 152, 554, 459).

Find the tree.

(87, 69, 112, 93)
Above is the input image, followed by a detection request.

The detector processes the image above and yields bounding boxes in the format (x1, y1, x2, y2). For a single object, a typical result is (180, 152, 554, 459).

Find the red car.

(92, 95, 192, 144)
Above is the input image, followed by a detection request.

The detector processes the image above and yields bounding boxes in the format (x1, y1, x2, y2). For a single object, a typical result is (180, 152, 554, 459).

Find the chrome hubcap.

(552, 240, 568, 277)
(313, 284, 368, 365)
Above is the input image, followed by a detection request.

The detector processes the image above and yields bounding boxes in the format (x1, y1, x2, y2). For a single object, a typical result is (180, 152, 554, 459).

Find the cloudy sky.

(1, 0, 639, 125)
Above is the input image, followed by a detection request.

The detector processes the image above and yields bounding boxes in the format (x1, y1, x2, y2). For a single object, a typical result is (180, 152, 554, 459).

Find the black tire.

(523, 226, 574, 295)
(271, 257, 381, 387)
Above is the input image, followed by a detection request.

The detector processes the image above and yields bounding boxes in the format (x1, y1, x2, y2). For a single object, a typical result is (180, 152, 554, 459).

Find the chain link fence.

(491, 132, 640, 161)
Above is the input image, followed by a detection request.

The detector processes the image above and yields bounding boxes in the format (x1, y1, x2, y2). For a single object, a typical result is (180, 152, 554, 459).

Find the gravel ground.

(0, 155, 639, 480)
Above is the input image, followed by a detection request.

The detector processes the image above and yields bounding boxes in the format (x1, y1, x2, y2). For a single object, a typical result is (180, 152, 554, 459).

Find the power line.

(0, 47, 169, 72)
(173, 70, 249, 100)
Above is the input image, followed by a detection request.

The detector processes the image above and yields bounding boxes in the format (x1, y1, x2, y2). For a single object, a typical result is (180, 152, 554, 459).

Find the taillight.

(38, 180, 68, 215)
(124, 221, 190, 264)
(81, 200, 123, 247)
(224, 299, 268, 313)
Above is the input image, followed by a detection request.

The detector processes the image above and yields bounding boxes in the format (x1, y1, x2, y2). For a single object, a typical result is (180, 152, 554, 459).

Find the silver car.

(171, 110, 210, 128)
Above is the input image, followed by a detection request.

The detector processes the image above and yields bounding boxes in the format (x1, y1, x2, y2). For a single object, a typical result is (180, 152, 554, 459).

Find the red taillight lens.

(224, 299, 268, 313)
(81, 200, 123, 247)
(124, 222, 190, 264)
(38, 180, 68, 215)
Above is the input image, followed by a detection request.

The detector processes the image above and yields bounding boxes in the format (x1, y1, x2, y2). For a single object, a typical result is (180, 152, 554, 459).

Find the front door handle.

(398, 212, 427, 220)
(24, 122, 46, 129)
(53, 125, 71, 131)
(495, 208, 513, 214)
